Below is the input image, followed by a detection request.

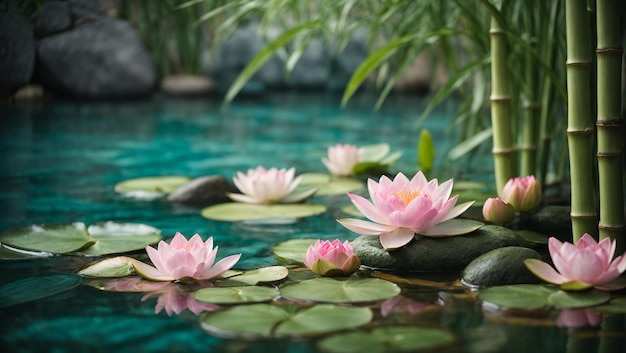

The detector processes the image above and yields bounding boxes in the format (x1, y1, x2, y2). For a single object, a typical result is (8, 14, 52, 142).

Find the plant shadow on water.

(0, 93, 624, 353)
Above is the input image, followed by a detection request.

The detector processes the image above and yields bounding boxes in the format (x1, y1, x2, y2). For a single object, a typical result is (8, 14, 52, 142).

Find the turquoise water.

(0, 93, 622, 353)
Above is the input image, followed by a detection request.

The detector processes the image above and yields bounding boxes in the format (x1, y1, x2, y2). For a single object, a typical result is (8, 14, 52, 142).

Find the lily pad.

(299, 173, 331, 185)
(318, 326, 455, 353)
(515, 230, 549, 244)
(314, 178, 364, 196)
(217, 266, 289, 286)
(547, 290, 611, 309)
(593, 297, 626, 313)
(201, 303, 372, 337)
(201, 203, 326, 222)
(421, 219, 483, 237)
(80, 222, 162, 255)
(114, 176, 190, 195)
(0, 243, 53, 260)
(0, 223, 94, 254)
(478, 284, 557, 309)
(360, 143, 391, 162)
(280, 277, 401, 303)
(78, 256, 138, 277)
(194, 286, 278, 304)
(0, 274, 82, 308)
(340, 204, 364, 217)
(272, 238, 317, 264)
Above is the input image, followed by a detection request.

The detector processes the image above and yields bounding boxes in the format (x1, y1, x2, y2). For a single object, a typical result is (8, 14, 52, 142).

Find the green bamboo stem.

(565, 0, 598, 242)
(489, 16, 515, 196)
(596, 0, 624, 252)
(520, 100, 540, 177)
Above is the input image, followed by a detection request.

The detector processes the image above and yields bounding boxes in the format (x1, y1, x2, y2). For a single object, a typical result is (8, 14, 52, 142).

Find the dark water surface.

(0, 93, 622, 353)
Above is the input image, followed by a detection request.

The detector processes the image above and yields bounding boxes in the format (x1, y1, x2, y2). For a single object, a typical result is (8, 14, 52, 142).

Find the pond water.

(0, 93, 623, 353)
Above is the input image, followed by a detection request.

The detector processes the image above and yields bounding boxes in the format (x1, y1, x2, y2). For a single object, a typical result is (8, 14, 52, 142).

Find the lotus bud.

(501, 175, 542, 212)
(303, 239, 361, 277)
(322, 144, 361, 176)
(482, 197, 516, 224)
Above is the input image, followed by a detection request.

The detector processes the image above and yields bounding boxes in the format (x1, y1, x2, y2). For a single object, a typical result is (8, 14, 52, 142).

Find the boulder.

(461, 246, 542, 288)
(0, 2, 35, 96)
(353, 225, 525, 272)
(167, 176, 237, 206)
(32, 1, 72, 38)
(36, 18, 156, 98)
(287, 38, 329, 88)
(526, 205, 572, 241)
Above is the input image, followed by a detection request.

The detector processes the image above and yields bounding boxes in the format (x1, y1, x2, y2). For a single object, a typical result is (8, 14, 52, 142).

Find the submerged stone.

(167, 176, 237, 206)
(353, 225, 524, 272)
(461, 246, 542, 288)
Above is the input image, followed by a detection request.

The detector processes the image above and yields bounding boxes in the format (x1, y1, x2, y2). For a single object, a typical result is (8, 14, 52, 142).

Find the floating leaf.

(280, 277, 401, 303)
(201, 203, 326, 222)
(516, 230, 550, 244)
(0, 243, 52, 260)
(218, 266, 289, 286)
(593, 297, 626, 313)
(114, 176, 190, 195)
(421, 219, 483, 237)
(201, 303, 372, 337)
(478, 284, 557, 309)
(315, 178, 364, 196)
(0, 275, 82, 308)
(318, 326, 455, 353)
(80, 222, 162, 255)
(547, 290, 611, 309)
(78, 256, 138, 278)
(194, 286, 278, 304)
(0, 223, 94, 254)
(360, 143, 391, 162)
(340, 204, 364, 217)
(272, 238, 317, 264)
(299, 173, 331, 186)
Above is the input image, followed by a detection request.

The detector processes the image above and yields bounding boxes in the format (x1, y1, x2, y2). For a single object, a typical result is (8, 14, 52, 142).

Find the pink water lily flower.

(524, 234, 626, 291)
(322, 144, 363, 176)
(132, 232, 241, 282)
(338, 172, 474, 250)
(482, 197, 516, 224)
(227, 166, 317, 204)
(303, 239, 361, 277)
(501, 175, 541, 212)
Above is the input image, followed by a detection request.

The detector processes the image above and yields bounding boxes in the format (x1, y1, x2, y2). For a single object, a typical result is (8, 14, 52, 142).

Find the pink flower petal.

(132, 261, 174, 282)
(226, 192, 264, 204)
(337, 218, 397, 235)
(524, 259, 568, 285)
(347, 193, 388, 224)
(199, 253, 242, 280)
(379, 228, 416, 250)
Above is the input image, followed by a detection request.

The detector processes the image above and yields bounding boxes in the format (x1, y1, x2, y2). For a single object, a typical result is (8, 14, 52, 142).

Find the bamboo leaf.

(447, 128, 493, 160)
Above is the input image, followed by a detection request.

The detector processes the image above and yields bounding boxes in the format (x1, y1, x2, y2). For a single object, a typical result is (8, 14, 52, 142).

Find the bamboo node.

(519, 145, 538, 152)
(598, 224, 626, 231)
(595, 47, 623, 55)
(491, 148, 514, 155)
(565, 60, 592, 67)
(596, 120, 623, 128)
(569, 214, 598, 220)
(596, 151, 623, 158)
(489, 95, 511, 102)
(566, 129, 593, 136)
(488, 29, 506, 35)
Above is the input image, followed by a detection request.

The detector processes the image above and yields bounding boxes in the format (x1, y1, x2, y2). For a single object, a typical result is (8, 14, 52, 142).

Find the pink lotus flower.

(501, 175, 541, 212)
(556, 309, 602, 328)
(482, 197, 516, 224)
(303, 239, 361, 277)
(322, 144, 363, 176)
(142, 286, 219, 316)
(524, 234, 626, 291)
(132, 232, 241, 282)
(337, 172, 475, 250)
(227, 166, 317, 204)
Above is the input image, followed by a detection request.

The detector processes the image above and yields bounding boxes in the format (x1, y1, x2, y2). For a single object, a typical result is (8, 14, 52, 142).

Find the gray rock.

(287, 38, 330, 88)
(461, 246, 542, 288)
(327, 28, 368, 90)
(167, 176, 237, 206)
(68, 0, 109, 20)
(527, 205, 572, 241)
(37, 18, 156, 98)
(0, 2, 35, 96)
(353, 225, 525, 272)
(32, 1, 72, 38)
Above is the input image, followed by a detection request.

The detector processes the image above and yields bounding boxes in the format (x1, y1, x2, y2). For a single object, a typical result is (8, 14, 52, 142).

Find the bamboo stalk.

(596, 0, 624, 252)
(489, 15, 515, 196)
(565, 0, 598, 242)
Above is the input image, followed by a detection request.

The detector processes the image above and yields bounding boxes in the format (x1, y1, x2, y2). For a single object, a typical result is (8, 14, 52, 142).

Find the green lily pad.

(195, 286, 279, 304)
(0, 243, 53, 260)
(360, 143, 391, 162)
(79, 222, 162, 255)
(547, 290, 611, 309)
(114, 176, 190, 195)
(300, 173, 331, 185)
(0, 274, 82, 308)
(78, 256, 137, 277)
(0, 223, 94, 254)
(217, 266, 289, 286)
(272, 238, 317, 264)
(593, 297, 626, 313)
(478, 284, 557, 309)
(315, 178, 364, 196)
(516, 230, 549, 244)
(201, 303, 372, 337)
(201, 203, 327, 222)
(280, 277, 401, 303)
(318, 326, 455, 353)
(420, 219, 483, 237)
(340, 204, 364, 217)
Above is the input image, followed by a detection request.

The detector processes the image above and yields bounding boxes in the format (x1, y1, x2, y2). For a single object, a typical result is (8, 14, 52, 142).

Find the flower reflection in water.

(556, 309, 602, 328)
(142, 285, 220, 317)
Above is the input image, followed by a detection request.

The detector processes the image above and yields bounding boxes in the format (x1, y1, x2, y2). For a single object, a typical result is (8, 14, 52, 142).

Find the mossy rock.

(353, 225, 525, 272)
(461, 246, 542, 288)
(526, 205, 572, 241)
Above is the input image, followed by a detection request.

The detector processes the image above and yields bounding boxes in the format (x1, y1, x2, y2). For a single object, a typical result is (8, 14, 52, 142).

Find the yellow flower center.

(394, 190, 420, 205)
